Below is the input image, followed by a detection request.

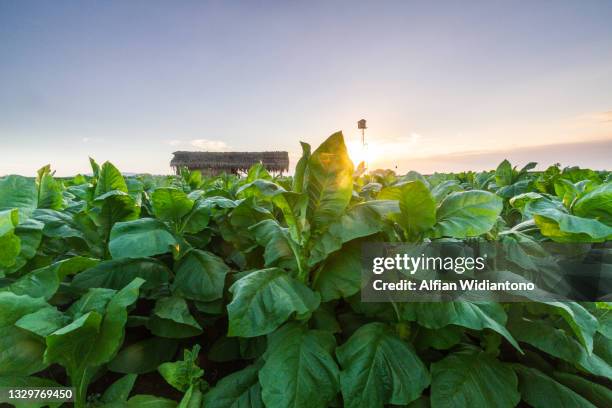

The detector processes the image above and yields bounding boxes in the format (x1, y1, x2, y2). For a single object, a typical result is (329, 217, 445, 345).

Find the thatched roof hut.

(171, 151, 289, 175)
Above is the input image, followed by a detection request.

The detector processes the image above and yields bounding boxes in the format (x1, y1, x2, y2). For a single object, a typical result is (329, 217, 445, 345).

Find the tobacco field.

(0, 132, 611, 408)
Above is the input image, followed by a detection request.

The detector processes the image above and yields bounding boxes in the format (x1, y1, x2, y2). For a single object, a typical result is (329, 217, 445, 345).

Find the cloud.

(82, 137, 104, 143)
(166, 138, 231, 151)
(190, 139, 230, 151)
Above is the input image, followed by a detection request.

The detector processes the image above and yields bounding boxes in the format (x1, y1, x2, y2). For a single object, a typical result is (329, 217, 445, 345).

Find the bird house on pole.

(358, 119, 367, 146)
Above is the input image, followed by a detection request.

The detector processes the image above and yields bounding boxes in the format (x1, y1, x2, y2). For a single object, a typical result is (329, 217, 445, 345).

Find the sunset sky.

(1, 1, 611, 176)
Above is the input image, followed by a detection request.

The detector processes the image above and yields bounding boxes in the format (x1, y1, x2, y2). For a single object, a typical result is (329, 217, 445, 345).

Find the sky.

(1, 0, 611, 176)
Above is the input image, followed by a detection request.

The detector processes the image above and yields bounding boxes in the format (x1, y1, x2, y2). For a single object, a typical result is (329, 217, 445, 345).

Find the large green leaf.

(109, 218, 178, 259)
(308, 200, 397, 265)
(312, 240, 361, 301)
(7, 257, 99, 300)
(433, 190, 502, 238)
(90, 190, 140, 247)
(573, 183, 611, 225)
(431, 349, 519, 408)
(15, 307, 69, 337)
(72, 257, 170, 295)
(68, 288, 116, 319)
(36, 165, 63, 210)
(292, 142, 311, 193)
(152, 188, 195, 224)
(259, 323, 339, 408)
(95, 162, 128, 197)
(0, 293, 49, 376)
(400, 302, 521, 351)
(44, 311, 103, 378)
(379, 180, 436, 237)
(249, 219, 300, 271)
(237, 179, 304, 243)
(44, 279, 144, 406)
(91, 278, 145, 362)
(513, 365, 595, 408)
(336, 323, 430, 407)
(553, 371, 612, 407)
(227, 268, 320, 337)
(147, 296, 202, 339)
(0, 209, 20, 268)
(202, 362, 264, 408)
(509, 318, 612, 378)
(0, 175, 38, 216)
(495, 159, 513, 187)
(181, 200, 211, 234)
(32, 208, 84, 239)
(306, 132, 354, 232)
(0, 218, 43, 276)
(536, 301, 598, 354)
(534, 205, 612, 242)
(172, 249, 230, 302)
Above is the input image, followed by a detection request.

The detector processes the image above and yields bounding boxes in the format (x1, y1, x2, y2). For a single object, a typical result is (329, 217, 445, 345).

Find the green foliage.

(0, 134, 610, 407)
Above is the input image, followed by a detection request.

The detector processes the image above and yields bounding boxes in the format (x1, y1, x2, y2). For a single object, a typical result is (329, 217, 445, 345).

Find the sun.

(346, 140, 381, 169)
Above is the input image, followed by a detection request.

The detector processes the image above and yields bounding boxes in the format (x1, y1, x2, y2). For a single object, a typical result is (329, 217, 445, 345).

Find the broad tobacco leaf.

(152, 188, 195, 224)
(237, 179, 301, 233)
(573, 183, 612, 225)
(379, 180, 436, 238)
(227, 268, 320, 337)
(508, 318, 612, 378)
(15, 307, 69, 338)
(292, 142, 311, 194)
(8, 257, 99, 300)
(260, 323, 339, 408)
(308, 200, 398, 266)
(495, 159, 513, 187)
(172, 249, 230, 302)
(44, 278, 144, 405)
(0, 292, 49, 376)
(531, 301, 598, 354)
(249, 219, 300, 271)
(552, 371, 612, 407)
(72, 257, 170, 295)
(0, 175, 38, 217)
(533, 206, 612, 242)
(95, 162, 128, 197)
(202, 362, 264, 408)
(306, 131, 354, 233)
(431, 348, 519, 408)
(433, 190, 503, 238)
(36, 165, 63, 210)
(337, 323, 429, 407)
(147, 296, 203, 339)
(90, 190, 140, 245)
(109, 218, 178, 259)
(400, 302, 521, 351)
(0, 209, 20, 268)
(0, 218, 43, 276)
(513, 365, 596, 408)
(312, 240, 362, 302)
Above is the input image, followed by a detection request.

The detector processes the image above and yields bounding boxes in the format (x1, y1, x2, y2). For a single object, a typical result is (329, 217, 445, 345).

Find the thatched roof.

(171, 151, 289, 174)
